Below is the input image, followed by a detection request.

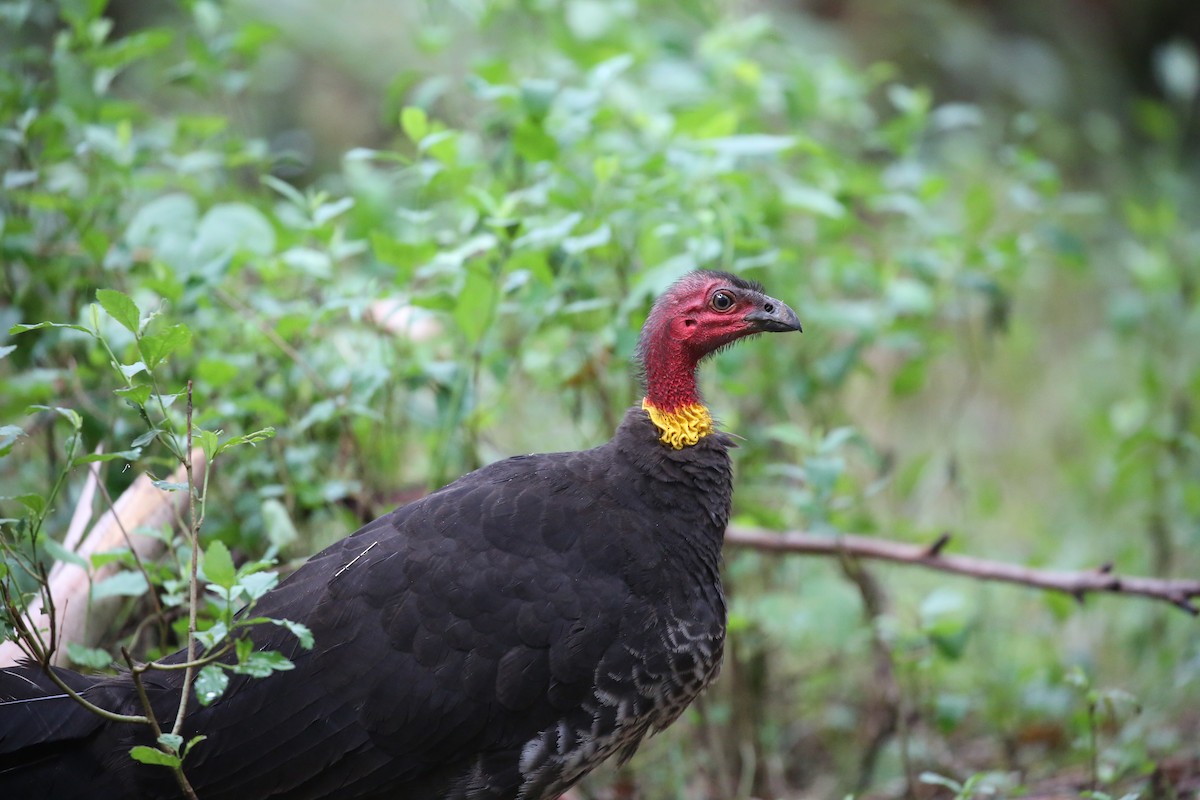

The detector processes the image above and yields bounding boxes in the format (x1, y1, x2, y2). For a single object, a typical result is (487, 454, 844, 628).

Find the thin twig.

(213, 288, 329, 392)
(0, 582, 44, 665)
(173, 381, 200, 737)
(33, 663, 148, 725)
(143, 644, 233, 672)
(42, 565, 57, 662)
(0, 586, 145, 724)
(837, 555, 904, 796)
(62, 446, 102, 552)
(87, 463, 170, 640)
(123, 649, 164, 740)
(214, 286, 369, 486)
(123, 648, 199, 800)
(725, 528, 1200, 615)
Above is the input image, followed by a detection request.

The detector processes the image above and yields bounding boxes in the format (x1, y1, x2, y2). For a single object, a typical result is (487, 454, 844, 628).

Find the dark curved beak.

(745, 295, 802, 333)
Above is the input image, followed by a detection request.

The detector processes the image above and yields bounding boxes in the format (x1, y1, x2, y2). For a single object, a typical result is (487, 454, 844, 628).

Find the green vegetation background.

(2, 0, 1198, 797)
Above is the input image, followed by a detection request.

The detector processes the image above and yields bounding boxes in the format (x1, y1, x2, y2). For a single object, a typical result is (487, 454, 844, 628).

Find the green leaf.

(15, 494, 45, 514)
(919, 772, 963, 792)
(157, 733, 183, 754)
(93, 28, 174, 70)
(281, 244, 331, 275)
(125, 193, 198, 250)
(371, 232, 435, 280)
(0, 344, 16, 359)
(696, 134, 796, 157)
(212, 427, 275, 458)
(204, 540, 236, 589)
(676, 106, 739, 138)
(410, 292, 456, 313)
(888, 83, 931, 116)
(9, 321, 94, 336)
(561, 223, 611, 255)
(519, 78, 557, 120)
(233, 649, 294, 678)
(592, 155, 619, 183)
(130, 428, 162, 449)
(66, 643, 113, 669)
(272, 618, 314, 649)
(886, 277, 935, 316)
(1157, 39, 1200, 103)
(89, 551, 128, 569)
(513, 212, 582, 250)
(72, 449, 141, 465)
(115, 384, 152, 405)
(119, 361, 147, 380)
(138, 324, 191, 369)
(280, 247, 332, 277)
(194, 203, 275, 261)
(31, 406, 83, 431)
(196, 357, 239, 387)
(312, 196, 354, 226)
(400, 106, 428, 143)
(234, 571, 278, 602)
(564, 0, 619, 40)
(194, 665, 229, 706)
(295, 398, 338, 433)
(236, 636, 252, 663)
(182, 735, 207, 758)
(129, 745, 181, 768)
(92, 570, 149, 599)
(423, 130, 458, 164)
(4, 170, 37, 190)
(95, 289, 140, 334)
(782, 183, 846, 219)
(513, 120, 557, 162)
(453, 264, 498, 345)
(260, 498, 298, 551)
(919, 587, 972, 660)
(195, 620, 229, 650)
(0, 425, 24, 457)
(193, 428, 220, 461)
(42, 537, 89, 569)
(261, 174, 306, 207)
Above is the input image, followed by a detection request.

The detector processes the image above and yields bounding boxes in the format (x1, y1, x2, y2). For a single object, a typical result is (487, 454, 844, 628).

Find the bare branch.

(725, 528, 1200, 615)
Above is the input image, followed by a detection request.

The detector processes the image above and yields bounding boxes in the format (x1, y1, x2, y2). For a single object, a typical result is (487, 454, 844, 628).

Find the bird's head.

(637, 270, 801, 448)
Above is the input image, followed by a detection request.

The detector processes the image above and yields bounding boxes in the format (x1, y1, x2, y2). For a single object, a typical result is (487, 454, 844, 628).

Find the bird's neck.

(641, 337, 714, 449)
(641, 398, 713, 449)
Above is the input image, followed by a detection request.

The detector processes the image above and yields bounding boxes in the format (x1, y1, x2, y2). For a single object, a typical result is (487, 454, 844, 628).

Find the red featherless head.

(636, 270, 801, 420)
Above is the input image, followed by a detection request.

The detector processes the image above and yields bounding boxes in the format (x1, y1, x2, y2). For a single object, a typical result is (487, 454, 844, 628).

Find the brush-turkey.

(0, 269, 801, 799)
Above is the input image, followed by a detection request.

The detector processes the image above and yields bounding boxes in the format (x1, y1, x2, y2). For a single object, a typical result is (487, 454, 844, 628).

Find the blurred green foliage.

(2, 0, 1199, 796)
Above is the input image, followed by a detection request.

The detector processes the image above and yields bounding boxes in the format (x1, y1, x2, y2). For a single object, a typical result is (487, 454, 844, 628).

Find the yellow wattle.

(641, 398, 714, 449)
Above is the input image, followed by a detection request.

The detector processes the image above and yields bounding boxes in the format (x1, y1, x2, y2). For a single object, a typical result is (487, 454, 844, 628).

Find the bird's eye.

(710, 291, 734, 312)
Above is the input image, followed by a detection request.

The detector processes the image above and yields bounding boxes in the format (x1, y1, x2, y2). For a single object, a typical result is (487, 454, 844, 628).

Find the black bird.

(0, 269, 801, 799)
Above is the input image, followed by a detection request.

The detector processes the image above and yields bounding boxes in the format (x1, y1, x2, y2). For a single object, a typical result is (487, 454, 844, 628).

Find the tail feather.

(0, 664, 126, 798)
(0, 665, 107, 751)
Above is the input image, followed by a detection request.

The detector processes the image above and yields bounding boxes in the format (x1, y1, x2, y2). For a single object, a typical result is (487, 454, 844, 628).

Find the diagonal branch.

(724, 527, 1200, 615)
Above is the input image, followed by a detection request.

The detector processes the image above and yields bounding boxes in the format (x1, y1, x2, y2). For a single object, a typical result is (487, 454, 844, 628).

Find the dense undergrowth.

(2, 0, 1198, 797)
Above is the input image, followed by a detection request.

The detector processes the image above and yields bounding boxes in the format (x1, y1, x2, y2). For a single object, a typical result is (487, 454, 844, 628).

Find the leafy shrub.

(2, 0, 1197, 796)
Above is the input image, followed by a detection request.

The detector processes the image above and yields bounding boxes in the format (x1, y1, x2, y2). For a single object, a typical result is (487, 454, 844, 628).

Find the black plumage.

(0, 270, 800, 799)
